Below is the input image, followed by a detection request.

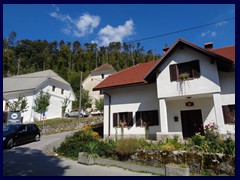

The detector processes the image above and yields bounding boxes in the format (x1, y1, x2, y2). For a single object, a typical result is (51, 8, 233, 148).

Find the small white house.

(82, 64, 116, 111)
(3, 70, 76, 123)
(94, 39, 235, 140)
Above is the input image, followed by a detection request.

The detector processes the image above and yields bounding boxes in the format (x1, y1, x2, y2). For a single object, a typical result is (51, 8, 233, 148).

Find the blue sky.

(3, 4, 235, 55)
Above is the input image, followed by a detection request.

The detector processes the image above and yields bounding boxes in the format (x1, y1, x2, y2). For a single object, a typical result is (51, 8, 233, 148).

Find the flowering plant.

(228, 110, 235, 124)
(120, 120, 127, 127)
(120, 120, 127, 138)
(143, 121, 150, 139)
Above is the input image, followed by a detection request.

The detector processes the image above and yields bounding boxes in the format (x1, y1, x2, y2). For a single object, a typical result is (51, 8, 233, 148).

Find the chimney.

(163, 47, 169, 54)
(204, 42, 213, 50)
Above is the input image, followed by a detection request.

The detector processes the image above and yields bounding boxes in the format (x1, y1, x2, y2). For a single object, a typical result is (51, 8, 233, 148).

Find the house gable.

(156, 45, 221, 98)
(145, 39, 234, 83)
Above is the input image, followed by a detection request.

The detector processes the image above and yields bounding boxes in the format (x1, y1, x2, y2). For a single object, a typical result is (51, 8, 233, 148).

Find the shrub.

(161, 143, 176, 151)
(191, 133, 206, 146)
(223, 137, 235, 155)
(115, 138, 139, 160)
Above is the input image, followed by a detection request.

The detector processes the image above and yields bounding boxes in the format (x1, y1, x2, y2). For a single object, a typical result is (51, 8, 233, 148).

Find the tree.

(32, 90, 51, 120)
(95, 97, 104, 113)
(81, 89, 92, 110)
(61, 95, 71, 117)
(7, 95, 29, 113)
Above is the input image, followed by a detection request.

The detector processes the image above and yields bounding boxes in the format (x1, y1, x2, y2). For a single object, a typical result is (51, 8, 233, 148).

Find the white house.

(3, 70, 76, 123)
(82, 63, 116, 112)
(94, 39, 235, 140)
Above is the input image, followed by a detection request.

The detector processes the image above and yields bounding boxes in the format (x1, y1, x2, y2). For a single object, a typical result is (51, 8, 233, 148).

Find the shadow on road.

(3, 147, 70, 176)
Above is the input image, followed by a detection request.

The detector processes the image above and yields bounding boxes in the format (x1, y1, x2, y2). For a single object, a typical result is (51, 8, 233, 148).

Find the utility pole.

(17, 55, 21, 75)
(78, 71, 83, 120)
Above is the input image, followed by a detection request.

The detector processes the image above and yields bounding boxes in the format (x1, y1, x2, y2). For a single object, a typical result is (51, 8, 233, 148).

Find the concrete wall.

(156, 46, 221, 98)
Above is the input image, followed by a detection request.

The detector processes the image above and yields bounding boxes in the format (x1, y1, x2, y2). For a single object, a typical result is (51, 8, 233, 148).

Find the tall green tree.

(95, 97, 104, 113)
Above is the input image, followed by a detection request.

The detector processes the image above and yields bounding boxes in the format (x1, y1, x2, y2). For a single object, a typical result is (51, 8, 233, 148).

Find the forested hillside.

(3, 32, 161, 107)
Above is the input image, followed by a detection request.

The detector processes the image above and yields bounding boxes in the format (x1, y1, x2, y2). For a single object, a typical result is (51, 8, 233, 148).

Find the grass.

(34, 117, 91, 127)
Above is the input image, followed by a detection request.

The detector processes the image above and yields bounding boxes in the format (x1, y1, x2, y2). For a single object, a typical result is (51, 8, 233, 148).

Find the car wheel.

(7, 138, 14, 149)
(65, 114, 69, 118)
(35, 134, 40, 142)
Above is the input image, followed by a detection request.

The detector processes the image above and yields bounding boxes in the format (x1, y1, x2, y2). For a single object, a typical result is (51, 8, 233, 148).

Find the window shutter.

(113, 113, 118, 127)
(169, 64, 178, 81)
(222, 106, 230, 124)
(127, 112, 133, 126)
(192, 60, 200, 78)
(136, 112, 141, 126)
(152, 110, 159, 126)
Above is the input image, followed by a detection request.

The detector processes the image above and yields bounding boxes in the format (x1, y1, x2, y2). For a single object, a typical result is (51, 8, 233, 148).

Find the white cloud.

(95, 19, 134, 46)
(216, 21, 228, 27)
(201, 30, 217, 38)
(50, 8, 100, 37)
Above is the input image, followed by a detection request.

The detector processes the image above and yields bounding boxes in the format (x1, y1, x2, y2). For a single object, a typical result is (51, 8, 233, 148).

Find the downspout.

(103, 92, 111, 137)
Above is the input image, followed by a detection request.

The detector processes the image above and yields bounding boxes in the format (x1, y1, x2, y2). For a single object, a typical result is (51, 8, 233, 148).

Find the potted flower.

(78, 142, 99, 165)
(143, 121, 150, 140)
(179, 72, 190, 80)
(120, 120, 127, 139)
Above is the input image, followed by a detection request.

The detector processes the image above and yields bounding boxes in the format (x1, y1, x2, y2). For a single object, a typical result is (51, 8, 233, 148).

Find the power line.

(124, 17, 235, 44)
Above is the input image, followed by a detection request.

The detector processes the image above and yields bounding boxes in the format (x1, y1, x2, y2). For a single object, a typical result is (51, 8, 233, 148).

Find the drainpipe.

(103, 92, 111, 137)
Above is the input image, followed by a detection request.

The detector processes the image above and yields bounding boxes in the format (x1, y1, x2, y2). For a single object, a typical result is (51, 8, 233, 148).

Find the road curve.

(3, 131, 153, 176)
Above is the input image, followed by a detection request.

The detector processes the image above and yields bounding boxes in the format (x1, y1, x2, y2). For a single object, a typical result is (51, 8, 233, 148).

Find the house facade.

(3, 70, 76, 123)
(82, 63, 116, 112)
(94, 39, 235, 140)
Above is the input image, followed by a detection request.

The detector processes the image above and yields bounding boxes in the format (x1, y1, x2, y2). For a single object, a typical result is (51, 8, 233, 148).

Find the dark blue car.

(3, 124, 41, 149)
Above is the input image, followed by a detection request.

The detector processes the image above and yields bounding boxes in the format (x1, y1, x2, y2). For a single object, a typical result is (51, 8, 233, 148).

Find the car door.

(26, 124, 35, 141)
(16, 125, 28, 144)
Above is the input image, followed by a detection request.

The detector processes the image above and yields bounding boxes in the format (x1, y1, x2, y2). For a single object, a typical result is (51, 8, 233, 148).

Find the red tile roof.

(94, 39, 235, 91)
(210, 46, 235, 62)
(93, 60, 159, 90)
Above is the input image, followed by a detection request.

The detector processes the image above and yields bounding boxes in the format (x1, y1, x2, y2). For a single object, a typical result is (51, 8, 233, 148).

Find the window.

(61, 89, 64, 95)
(113, 112, 133, 127)
(101, 74, 105, 79)
(169, 60, 200, 81)
(136, 110, 159, 126)
(52, 86, 56, 92)
(222, 105, 235, 124)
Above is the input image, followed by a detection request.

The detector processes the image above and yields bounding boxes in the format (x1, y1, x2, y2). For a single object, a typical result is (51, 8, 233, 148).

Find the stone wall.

(39, 116, 103, 135)
(131, 150, 235, 175)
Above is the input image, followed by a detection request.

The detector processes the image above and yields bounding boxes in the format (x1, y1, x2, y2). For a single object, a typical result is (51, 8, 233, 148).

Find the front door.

(180, 109, 204, 138)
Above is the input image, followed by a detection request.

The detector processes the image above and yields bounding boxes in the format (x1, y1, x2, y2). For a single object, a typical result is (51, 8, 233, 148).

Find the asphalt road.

(3, 131, 153, 176)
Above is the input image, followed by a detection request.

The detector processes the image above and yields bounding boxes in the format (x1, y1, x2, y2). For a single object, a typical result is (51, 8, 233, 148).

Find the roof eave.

(93, 81, 147, 91)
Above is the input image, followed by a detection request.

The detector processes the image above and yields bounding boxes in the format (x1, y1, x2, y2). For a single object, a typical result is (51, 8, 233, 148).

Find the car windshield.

(3, 124, 21, 132)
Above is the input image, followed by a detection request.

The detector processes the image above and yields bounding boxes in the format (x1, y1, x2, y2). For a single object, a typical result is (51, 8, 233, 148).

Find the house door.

(180, 109, 204, 138)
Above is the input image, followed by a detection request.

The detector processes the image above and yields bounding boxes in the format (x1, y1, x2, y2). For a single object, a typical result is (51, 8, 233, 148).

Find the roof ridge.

(211, 45, 235, 50)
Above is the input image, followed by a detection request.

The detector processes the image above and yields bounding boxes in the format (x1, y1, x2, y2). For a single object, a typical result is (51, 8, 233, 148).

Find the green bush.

(161, 143, 176, 151)
(115, 138, 140, 160)
(191, 133, 206, 146)
(223, 137, 235, 155)
(56, 128, 115, 159)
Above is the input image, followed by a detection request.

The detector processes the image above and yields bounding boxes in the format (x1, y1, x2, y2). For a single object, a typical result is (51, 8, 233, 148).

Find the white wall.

(166, 96, 216, 133)
(3, 91, 35, 123)
(103, 83, 160, 138)
(219, 71, 235, 105)
(156, 46, 221, 98)
(34, 79, 74, 120)
(218, 71, 235, 133)
(82, 73, 112, 110)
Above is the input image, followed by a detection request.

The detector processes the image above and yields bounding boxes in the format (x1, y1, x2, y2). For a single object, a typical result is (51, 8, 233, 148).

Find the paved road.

(3, 131, 153, 176)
